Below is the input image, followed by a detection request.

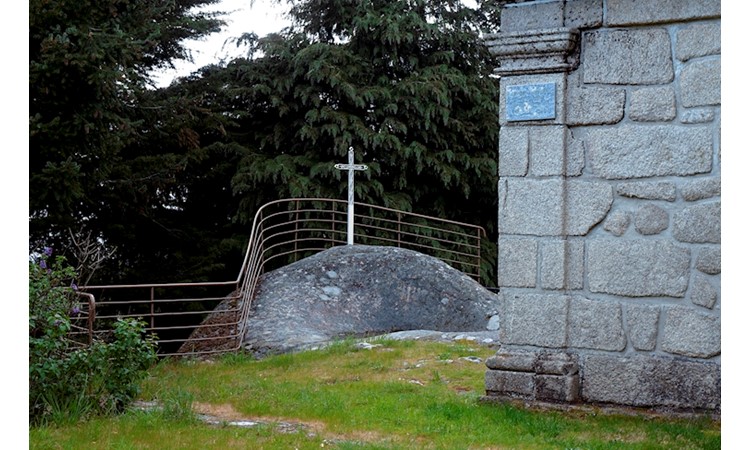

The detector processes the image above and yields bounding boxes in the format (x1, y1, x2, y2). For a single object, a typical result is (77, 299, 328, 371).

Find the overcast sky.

(151, 0, 291, 87)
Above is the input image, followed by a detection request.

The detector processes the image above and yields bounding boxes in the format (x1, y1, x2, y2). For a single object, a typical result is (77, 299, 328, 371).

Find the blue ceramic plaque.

(505, 82, 556, 121)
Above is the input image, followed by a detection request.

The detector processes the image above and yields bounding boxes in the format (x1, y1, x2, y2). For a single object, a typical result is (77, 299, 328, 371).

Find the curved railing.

(78, 198, 486, 357)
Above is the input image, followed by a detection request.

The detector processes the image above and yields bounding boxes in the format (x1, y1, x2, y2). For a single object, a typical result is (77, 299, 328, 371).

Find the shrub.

(29, 248, 157, 425)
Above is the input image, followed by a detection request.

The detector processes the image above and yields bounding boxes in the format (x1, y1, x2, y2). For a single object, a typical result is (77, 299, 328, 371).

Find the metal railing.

(77, 198, 486, 357)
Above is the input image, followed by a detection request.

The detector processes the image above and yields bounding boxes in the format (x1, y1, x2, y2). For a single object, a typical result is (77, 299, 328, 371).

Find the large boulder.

(241, 245, 500, 357)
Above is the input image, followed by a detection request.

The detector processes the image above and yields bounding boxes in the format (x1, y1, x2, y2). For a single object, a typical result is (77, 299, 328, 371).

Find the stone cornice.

(484, 27, 580, 75)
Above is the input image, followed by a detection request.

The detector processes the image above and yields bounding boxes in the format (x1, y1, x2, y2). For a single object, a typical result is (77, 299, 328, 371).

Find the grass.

(29, 338, 720, 449)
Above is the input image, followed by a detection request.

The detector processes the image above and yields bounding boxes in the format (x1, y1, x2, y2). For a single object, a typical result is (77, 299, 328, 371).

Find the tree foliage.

(29, 0, 225, 281)
(156, 0, 500, 281)
(30, 0, 501, 284)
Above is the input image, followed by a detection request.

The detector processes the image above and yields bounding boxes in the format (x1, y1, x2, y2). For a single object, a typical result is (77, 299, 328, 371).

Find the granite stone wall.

(484, 0, 720, 413)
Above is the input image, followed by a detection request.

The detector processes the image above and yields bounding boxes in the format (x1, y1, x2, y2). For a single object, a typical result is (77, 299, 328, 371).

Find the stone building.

(484, 0, 720, 413)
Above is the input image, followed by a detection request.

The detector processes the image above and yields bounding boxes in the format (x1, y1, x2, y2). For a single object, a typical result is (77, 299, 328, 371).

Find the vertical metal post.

(397, 212, 402, 247)
(150, 287, 155, 330)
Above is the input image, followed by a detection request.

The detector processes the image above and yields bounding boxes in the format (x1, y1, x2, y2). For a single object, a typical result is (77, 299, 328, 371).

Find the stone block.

(499, 178, 563, 236)
(588, 124, 713, 179)
(535, 374, 580, 403)
(588, 240, 691, 297)
(485, 370, 535, 397)
(486, 350, 536, 372)
(696, 246, 721, 275)
(564, 0, 603, 29)
(582, 29, 673, 85)
(681, 178, 720, 202)
(680, 58, 721, 107)
(498, 238, 537, 288)
(499, 126, 529, 176)
(566, 131, 585, 176)
(629, 86, 676, 122)
(581, 354, 721, 411)
(634, 204, 669, 236)
(602, 211, 630, 236)
(676, 21, 721, 62)
(529, 125, 566, 176)
(499, 179, 613, 237)
(673, 201, 721, 243)
(680, 108, 716, 124)
(606, 0, 720, 26)
(616, 181, 676, 201)
(566, 85, 625, 125)
(500, 1, 564, 33)
(566, 181, 614, 235)
(691, 273, 718, 309)
(569, 297, 626, 351)
(541, 240, 584, 290)
(662, 306, 720, 358)
(624, 305, 660, 351)
(500, 293, 569, 348)
(498, 73, 566, 126)
(534, 352, 579, 375)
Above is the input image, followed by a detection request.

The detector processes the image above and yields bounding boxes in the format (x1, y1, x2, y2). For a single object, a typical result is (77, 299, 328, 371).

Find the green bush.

(29, 248, 157, 425)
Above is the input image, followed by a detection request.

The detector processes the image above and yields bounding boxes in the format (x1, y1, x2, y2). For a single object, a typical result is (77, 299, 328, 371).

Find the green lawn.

(30, 339, 720, 449)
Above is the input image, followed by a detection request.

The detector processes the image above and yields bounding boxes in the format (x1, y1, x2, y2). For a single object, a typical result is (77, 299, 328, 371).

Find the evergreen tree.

(160, 0, 500, 282)
(30, 0, 227, 281)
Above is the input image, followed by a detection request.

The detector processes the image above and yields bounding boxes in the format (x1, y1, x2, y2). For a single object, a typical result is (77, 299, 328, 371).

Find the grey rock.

(569, 297, 626, 351)
(629, 86, 676, 122)
(497, 238, 537, 288)
(582, 29, 673, 85)
(500, 293, 569, 348)
(696, 246, 721, 275)
(616, 181, 676, 201)
(662, 306, 720, 358)
(602, 211, 630, 236)
(634, 204, 669, 236)
(588, 124, 713, 179)
(681, 178, 720, 202)
(606, 0, 720, 26)
(680, 108, 716, 124)
(498, 126, 529, 176)
(461, 356, 484, 364)
(541, 240, 584, 290)
(500, 1, 563, 33)
(566, 85, 625, 126)
(581, 354, 720, 411)
(624, 305, 660, 351)
(691, 274, 718, 309)
(237, 246, 500, 357)
(322, 286, 342, 297)
(673, 202, 721, 243)
(564, 0, 603, 29)
(680, 58, 721, 107)
(486, 314, 501, 331)
(676, 21, 721, 62)
(588, 240, 691, 297)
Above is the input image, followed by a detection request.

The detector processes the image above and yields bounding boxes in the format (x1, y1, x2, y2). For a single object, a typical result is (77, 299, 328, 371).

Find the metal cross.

(334, 147, 368, 245)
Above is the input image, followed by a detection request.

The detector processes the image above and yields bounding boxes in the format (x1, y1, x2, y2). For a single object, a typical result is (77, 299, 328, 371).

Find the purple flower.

(70, 281, 79, 291)
(39, 260, 47, 270)
(43, 247, 53, 257)
(70, 306, 81, 317)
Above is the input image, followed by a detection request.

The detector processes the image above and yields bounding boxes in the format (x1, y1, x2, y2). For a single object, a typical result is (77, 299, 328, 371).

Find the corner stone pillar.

(482, 15, 595, 406)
